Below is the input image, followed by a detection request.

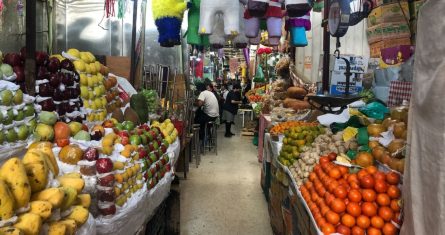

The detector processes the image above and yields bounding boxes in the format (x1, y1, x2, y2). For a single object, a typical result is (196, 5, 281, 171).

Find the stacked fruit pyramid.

(65, 48, 109, 123)
(35, 52, 83, 123)
(0, 143, 92, 234)
(104, 75, 123, 115)
(300, 156, 402, 235)
(0, 84, 36, 145)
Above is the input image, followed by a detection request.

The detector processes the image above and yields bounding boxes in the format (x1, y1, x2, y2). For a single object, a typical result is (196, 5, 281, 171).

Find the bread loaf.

(286, 87, 307, 99)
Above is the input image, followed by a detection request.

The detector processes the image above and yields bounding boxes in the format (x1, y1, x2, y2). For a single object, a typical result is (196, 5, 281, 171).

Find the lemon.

(67, 48, 80, 58)
(79, 74, 88, 86)
(73, 60, 86, 72)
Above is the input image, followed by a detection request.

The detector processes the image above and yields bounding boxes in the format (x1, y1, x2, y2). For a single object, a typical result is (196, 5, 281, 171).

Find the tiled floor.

(180, 122, 273, 235)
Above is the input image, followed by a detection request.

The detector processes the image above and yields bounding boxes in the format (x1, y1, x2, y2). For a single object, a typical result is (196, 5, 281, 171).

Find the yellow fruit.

(0, 180, 15, 221)
(73, 60, 85, 72)
(0, 158, 31, 209)
(66, 206, 89, 226)
(113, 161, 125, 170)
(67, 48, 80, 58)
(48, 222, 67, 235)
(120, 149, 131, 158)
(31, 188, 64, 208)
(29, 200, 53, 220)
(14, 213, 42, 235)
(114, 186, 121, 197)
(62, 172, 81, 178)
(115, 173, 123, 184)
(76, 194, 91, 209)
(57, 177, 84, 194)
(79, 52, 89, 63)
(59, 219, 77, 235)
(79, 74, 88, 86)
(22, 151, 49, 193)
(85, 63, 91, 74)
(86, 52, 96, 63)
(60, 187, 78, 211)
(27, 143, 59, 176)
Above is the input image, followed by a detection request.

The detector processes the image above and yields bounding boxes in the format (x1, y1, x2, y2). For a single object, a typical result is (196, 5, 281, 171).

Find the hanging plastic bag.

(358, 101, 389, 120)
(254, 64, 265, 83)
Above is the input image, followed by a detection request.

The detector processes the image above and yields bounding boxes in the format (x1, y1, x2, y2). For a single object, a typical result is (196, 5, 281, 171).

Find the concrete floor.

(180, 122, 273, 235)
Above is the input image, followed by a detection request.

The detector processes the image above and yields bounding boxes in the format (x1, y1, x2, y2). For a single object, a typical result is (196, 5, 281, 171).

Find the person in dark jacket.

(222, 84, 242, 137)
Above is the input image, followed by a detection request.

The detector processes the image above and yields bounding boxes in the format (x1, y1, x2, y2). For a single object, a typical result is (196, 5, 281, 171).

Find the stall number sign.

(330, 70, 363, 95)
(334, 55, 369, 74)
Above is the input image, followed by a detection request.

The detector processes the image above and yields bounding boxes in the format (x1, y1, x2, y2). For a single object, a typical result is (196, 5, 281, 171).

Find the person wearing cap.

(222, 84, 242, 137)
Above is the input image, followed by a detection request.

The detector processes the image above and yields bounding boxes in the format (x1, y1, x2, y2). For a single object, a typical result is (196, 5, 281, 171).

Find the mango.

(13, 213, 42, 235)
(0, 158, 31, 209)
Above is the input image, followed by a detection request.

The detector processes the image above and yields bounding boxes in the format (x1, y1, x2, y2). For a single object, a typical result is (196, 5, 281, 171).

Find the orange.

(351, 226, 365, 235)
(329, 167, 342, 179)
(334, 186, 348, 199)
(341, 214, 356, 228)
(367, 227, 382, 235)
(321, 223, 336, 235)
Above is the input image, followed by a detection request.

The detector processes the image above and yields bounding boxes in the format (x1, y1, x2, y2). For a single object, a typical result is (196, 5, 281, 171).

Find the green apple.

(17, 125, 28, 140)
(0, 131, 5, 144)
(115, 123, 124, 131)
(3, 110, 14, 125)
(0, 111, 3, 123)
(23, 104, 35, 117)
(130, 135, 141, 145)
(123, 121, 135, 131)
(27, 118, 37, 132)
(6, 129, 17, 142)
(68, 121, 83, 136)
(14, 110, 24, 121)
(13, 89, 23, 105)
(140, 135, 148, 145)
(0, 90, 13, 106)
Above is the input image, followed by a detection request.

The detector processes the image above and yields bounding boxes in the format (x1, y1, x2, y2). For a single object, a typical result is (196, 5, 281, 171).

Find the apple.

(115, 123, 124, 131)
(153, 151, 160, 160)
(68, 122, 83, 136)
(102, 120, 114, 128)
(155, 162, 161, 171)
(165, 163, 171, 172)
(83, 147, 99, 161)
(0, 131, 5, 144)
(138, 147, 148, 159)
(23, 104, 35, 117)
(160, 144, 167, 154)
(34, 123, 54, 141)
(6, 129, 18, 143)
(35, 51, 49, 66)
(148, 130, 156, 140)
(98, 189, 115, 202)
(38, 83, 55, 97)
(48, 73, 60, 88)
(148, 143, 155, 152)
(160, 157, 167, 165)
(149, 153, 157, 164)
(17, 125, 29, 140)
(96, 158, 113, 173)
(153, 141, 159, 150)
(19, 47, 26, 61)
(47, 57, 60, 72)
(99, 174, 115, 187)
(118, 131, 129, 138)
(99, 204, 116, 216)
(149, 167, 156, 176)
(39, 99, 56, 112)
(56, 138, 70, 147)
(140, 134, 148, 145)
(121, 136, 129, 145)
(60, 59, 74, 71)
(90, 130, 103, 141)
(13, 66, 25, 82)
(14, 110, 25, 121)
(81, 124, 88, 132)
(123, 121, 135, 131)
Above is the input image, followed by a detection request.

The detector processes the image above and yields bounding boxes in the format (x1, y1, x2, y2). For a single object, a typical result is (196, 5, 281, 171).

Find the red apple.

(98, 174, 115, 187)
(98, 189, 115, 202)
(84, 147, 99, 161)
(121, 136, 129, 145)
(99, 204, 116, 216)
(96, 158, 113, 173)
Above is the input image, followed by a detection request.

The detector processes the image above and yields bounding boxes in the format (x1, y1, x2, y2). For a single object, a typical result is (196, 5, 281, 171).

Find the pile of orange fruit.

(300, 156, 402, 235)
(270, 121, 318, 135)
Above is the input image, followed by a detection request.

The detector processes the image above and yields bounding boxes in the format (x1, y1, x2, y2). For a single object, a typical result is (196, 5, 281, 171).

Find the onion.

(355, 152, 374, 167)
(367, 124, 386, 137)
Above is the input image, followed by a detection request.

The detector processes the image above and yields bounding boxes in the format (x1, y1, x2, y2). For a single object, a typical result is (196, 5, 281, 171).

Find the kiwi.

(111, 108, 124, 123)
(124, 107, 140, 125)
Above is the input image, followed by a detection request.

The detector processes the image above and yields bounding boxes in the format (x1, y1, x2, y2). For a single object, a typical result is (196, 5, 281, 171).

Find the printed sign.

(330, 70, 363, 95)
(334, 55, 369, 74)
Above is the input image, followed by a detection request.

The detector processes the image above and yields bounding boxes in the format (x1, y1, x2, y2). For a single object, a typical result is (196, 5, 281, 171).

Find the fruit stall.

(0, 44, 185, 235)
(259, 100, 407, 235)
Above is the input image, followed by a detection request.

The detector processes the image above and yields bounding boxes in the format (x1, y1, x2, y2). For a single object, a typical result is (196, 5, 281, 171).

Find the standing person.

(222, 84, 242, 137)
(219, 84, 229, 122)
(195, 84, 219, 140)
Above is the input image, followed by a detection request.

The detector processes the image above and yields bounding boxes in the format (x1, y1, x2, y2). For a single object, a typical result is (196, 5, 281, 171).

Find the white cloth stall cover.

(401, 1, 445, 234)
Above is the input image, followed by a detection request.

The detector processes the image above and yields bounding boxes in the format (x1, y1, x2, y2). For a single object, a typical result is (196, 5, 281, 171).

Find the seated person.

(194, 84, 219, 140)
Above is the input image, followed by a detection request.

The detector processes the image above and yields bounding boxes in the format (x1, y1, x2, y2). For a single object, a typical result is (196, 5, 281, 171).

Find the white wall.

(294, 11, 370, 83)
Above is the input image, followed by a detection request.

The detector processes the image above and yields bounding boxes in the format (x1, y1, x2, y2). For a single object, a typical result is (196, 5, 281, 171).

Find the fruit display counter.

(262, 102, 407, 235)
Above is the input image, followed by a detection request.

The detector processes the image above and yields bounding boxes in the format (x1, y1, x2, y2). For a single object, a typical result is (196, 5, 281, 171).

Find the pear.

(13, 89, 23, 105)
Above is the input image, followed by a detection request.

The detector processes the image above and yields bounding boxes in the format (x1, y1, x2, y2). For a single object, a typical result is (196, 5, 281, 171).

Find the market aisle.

(180, 121, 273, 235)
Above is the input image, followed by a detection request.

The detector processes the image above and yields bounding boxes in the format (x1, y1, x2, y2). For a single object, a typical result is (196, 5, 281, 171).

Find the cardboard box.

(367, 23, 410, 44)
(368, 2, 410, 27)
(370, 37, 411, 58)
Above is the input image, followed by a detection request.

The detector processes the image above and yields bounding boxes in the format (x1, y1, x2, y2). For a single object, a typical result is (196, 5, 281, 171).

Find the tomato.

(356, 215, 371, 229)
(386, 171, 400, 185)
(387, 185, 401, 199)
(328, 152, 337, 161)
(321, 205, 330, 216)
(351, 226, 365, 235)
(336, 224, 351, 235)
(316, 184, 327, 198)
(367, 227, 383, 235)
(390, 199, 401, 212)
(309, 172, 317, 182)
(357, 169, 369, 180)
(360, 174, 375, 189)
(328, 181, 340, 194)
(322, 223, 336, 235)
(348, 189, 362, 203)
(350, 182, 361, 190)
(325, 192, 335, 207)
(378, 206, 394, 222)
(366, 166, 378, 174)
(329, 167, 342, 180)
(362, 189, 377, 202)
(334, 186, 348, 199)
(347, 202, 362, 217)
(320, 157, 330, 165)
(371, 216, 385, 229)
(326, 210, 340, 225)
(374, 179, 389, 193)
(382, 222, 398, 235)
(348, 174, 359, 183)
(376, 193, 391, 206)
(342, 214, 356, 228)
(373, 171, 386, 181)
(305, 181, 314, 190)
(312, 192, 320, 202)
(392, 212, 401, 225)
(338, 165, 349, 175)
(361, 202, 377, 217)
(331, 198, 346, 213)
